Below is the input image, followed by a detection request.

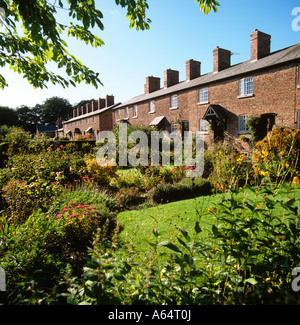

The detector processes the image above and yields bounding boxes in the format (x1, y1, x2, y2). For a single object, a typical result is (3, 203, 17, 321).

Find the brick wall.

(114, 62, 300, 150)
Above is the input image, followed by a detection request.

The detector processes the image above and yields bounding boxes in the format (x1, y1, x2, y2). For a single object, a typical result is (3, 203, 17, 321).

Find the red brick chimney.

(164, 69, 179, 88)
(186, 59, 201, 81)
(144, 76, 161, 94)
(213, 47, 231, 73)
(98, 98, 106, 109)
(105, 95, 114, 107)
(250, 29, 271, 61)
(73, 108, 77, 118)
(92, 100, 98, 112)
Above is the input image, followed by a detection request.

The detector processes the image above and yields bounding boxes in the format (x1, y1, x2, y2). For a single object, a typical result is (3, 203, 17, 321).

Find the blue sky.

(0, 0, 300, 109)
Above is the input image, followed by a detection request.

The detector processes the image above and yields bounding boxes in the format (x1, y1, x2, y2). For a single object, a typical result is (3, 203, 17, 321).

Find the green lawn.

(117, 184, 300, 253)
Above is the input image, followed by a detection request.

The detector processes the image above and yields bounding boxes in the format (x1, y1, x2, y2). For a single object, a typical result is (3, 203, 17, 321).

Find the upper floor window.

(86, 118, 89, 125)
(149, 101, 155, 113)
(170, 94, 178, 109)
(239, 77, 253, 96)
(199, 88, 209, 104)
(133, 105, 138, 118)
(298, 66, 300, 85)
(93, 116, 96, 124)
(117, 110, 120, 121)
(238, 114, 251, 133)
(125, 107, 129, 119)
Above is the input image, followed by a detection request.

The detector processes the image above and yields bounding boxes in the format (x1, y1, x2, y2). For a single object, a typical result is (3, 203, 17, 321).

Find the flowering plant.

(56, 202, 103, 245)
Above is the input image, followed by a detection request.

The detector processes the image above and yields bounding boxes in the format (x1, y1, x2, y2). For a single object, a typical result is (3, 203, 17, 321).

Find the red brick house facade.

(62, 95, 119, 139)
(112, 30, 300, 150)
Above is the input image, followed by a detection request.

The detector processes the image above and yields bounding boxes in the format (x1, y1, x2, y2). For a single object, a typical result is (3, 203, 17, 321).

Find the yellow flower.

(292, 176, 300, 186)
(285, 163, 290, 168)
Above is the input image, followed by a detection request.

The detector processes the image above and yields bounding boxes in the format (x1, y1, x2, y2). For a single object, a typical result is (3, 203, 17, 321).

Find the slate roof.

(62, 103, 121, 124)
(36, 125, 57, 132)
(114, 43, 300, 109)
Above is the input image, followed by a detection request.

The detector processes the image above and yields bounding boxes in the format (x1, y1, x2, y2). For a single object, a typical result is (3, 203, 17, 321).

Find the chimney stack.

(213, 47, 231, 73)
(105, 95, 114, 107)
(164, 69, 179, 88)
(250, 29, 271, 61)
(73, 108, 77, 118)
(92, 100, 98, 112)
(98, 98, 106, 109)
(144, 76, 161, 94)
(186, 59, 201, 81)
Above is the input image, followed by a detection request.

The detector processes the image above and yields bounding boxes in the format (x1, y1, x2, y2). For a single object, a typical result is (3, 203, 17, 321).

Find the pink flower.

(56, 214, 62, 219)
(70, 202, 77, 206)
(70, 214, 78, 217)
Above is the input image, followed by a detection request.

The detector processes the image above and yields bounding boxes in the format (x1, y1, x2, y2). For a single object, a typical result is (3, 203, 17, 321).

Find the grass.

(117, 184, 300, 254)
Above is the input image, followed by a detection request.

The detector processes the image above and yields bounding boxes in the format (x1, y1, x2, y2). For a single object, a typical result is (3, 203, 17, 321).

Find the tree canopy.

(0, 0, 220, 90)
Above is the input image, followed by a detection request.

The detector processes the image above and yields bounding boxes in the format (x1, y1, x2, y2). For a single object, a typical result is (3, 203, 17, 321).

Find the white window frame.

(149, 101, 155, 113)
(93, 116, 96, 124)
(133, 105, 138, 118)
(238, 114, 251, 133)
(170, 94, 178, 110)
(81, 119, 83, 125)
(239, 77, 253, 97)
(199, 88, 209, 104)
(86, 118, 89, 125)
(117, 110, 120, 121)
(125, 107, 129, 119)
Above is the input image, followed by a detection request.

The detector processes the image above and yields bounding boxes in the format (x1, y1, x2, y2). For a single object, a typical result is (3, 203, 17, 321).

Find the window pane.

(239, 115, 251, 132)
(171, 95, 178, 108)
(199, 88, 209, 103)
(149, 101, 155, 113)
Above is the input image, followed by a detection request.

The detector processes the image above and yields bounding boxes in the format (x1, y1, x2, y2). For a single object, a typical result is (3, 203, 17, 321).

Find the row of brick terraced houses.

(60, 29, 300, 151)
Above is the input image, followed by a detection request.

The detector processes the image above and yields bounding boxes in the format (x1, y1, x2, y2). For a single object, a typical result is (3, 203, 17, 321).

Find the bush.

(55, 202, 112, 247)
(85, 158, 118, 187)
(208, 144, 254, 192)
(149, 178, 211, 204)
(252, 127, 300, 184)
(115, 187, 143, 208)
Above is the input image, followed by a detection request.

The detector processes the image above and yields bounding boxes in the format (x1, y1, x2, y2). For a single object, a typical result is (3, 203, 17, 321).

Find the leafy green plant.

(149, 178, 211, 204)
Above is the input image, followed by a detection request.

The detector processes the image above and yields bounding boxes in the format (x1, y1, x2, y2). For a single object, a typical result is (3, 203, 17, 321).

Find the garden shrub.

(2, 176, 63, 224)
(208, 144, 254, 192)
(149, 178, 212, 204)
(85, 158, 118, 187)
(55, 202, 112, 247)
(0, 210, 68, 304)
(252, 127, 300, 184)
(115, 187, 143, 208)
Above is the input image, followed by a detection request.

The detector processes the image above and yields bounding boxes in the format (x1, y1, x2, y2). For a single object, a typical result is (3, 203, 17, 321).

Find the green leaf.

(194, 221, 202, 234)
(245, 278, 258, 285)
(162, 242, 182, 253)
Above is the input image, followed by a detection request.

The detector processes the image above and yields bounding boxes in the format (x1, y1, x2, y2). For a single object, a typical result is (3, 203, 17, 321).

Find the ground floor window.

(182, 120, 189, 132)
(297, 110, 300, 130)
(238, 114, 251, 133)
(199, 119, 209, 133)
